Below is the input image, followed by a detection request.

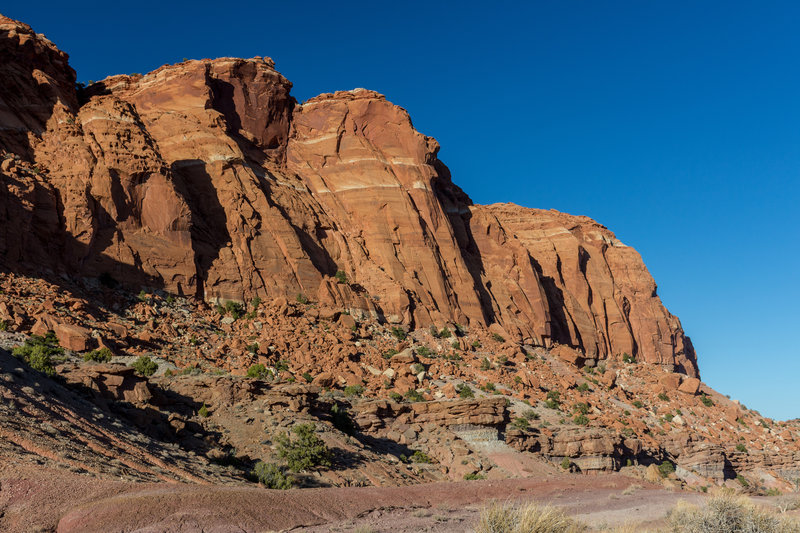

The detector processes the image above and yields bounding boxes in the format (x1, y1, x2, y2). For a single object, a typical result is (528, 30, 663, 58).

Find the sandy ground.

(1, 462, 710, 532)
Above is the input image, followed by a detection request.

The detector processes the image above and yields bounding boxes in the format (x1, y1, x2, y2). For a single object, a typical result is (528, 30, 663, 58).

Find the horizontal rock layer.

(0, 14, 696, 375)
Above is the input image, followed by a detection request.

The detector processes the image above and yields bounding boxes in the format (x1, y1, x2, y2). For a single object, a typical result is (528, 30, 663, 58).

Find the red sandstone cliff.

(0, 14, 697, 376)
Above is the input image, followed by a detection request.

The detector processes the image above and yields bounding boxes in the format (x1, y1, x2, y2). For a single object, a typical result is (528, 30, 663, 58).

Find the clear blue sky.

(5, 1, 799, 419)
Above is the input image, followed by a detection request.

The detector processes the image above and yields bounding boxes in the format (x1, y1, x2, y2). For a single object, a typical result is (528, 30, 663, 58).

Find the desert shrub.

(701, 393, 714, 407)
(632, 400, 644, 409)
(296, 293, 309, 304)
(492, 333, 506, 343)
(247, 363, 271, 380)
(457, 384, 475, 399)
(481, 382, 496, 393)
(389, 391, 403, 402)
(573, 414, 589, 426)
(572, 403, 590, 415)
(383, 348, 399, 359)
(658, 460, 675, 478)
(411, 363, 425, 375)
(343, 384, 365, 397)
(404, 389, 425, 402)
(275, 423, 332, 472)
(410, 450, 433, 463)
(137, 289, 149, 302)
(658, 392, 670, 402)
(198, 403, 209, 418)
(82, 347, 112, 363)
(663, 413, 675, 423)
(132, 355, 158, 376)
(472, 340, 482, 348)
(330, 403, 355, 434)
(252, 461, 293, 489)
(439, 327, 452, 339)
(621, 352, 635, 363)
(224, 301, 244, 320)
(250, 296, 261, 309)
(390, 327, 407, 340)
(480, 357, 492, 370)
(736, 443, 748, 453)
(302, 372, 313, 383)
(246, 342, 259, 354)
(335, 270, 348, 284)
(416, 346, 433, 357)
(561, 457, 572, 470)
(464, 473, 486, 480)
(577, 382, 589, 392)
(12, 331, 63, 374)
(451, 340, 460, 349)
(476, 501, 587, 533)
(667, 492, 800, 533)
(523, 409, 540, 421)
(0, 320, 8, 331)
(512, 417, 530, 430)
(737, 474, 749, 487)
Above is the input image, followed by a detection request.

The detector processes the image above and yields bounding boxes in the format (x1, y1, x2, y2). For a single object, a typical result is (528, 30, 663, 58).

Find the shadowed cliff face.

(0, 14, 698, 376)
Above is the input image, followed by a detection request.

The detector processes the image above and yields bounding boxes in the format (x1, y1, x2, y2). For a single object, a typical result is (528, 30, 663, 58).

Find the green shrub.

(658, 392, 670, 402)
(0, 320, 8, 331)
(296, 293, 309, 304)
(12, 331, 62, 376)
(276, 423, 332, 472)
(275, 360, 289, 373)
(491, 333, 505, 343)
(199, 403, 209, 417)
(561, 457, 572, 470)
(250, 296, 261, 309)
(411, 363, 425, 374)
(736, 443, 748, 453)
(246, 343, 259, 354)
(383, 348, 399, 359)
(252, 461, 293, 489)
(416, 346, 433, 357)
(335, 270, 348, 284)
(701, 393, 714, 407)
(658, 461, 675, 478)
(480, 357, 491, 370)
(302, 372, 313, 383)
(166, 294, 175, 305)
(512, 417, 529, 430)
(83, 348, 112, 363)
(451, 340, 460, 349)
(410, 450, 433, 463)
(663, 413, 675, 423)
(737, 474, 749, 487)
(632, 400, 644, 409)
(622, 352, 635, 363)
(389, 391, 403, 402)
(481, 382, 496, 393)
(343, 384, 365, 397)
(464, 473, 486, 481)
(439, 327, 452, 339)
(404, 389, 425, 402)
(457, 384, 474, 399)
(225, 301, 244, 320)
(390, 327, 407, 340)
(471, 340, 481, 348)
(132, 355, 158, 376)
(577, 382, 589, 392)
(137, 290, 149, 302)
(247, 363, 272, 380)
(573, 414, 589, 426)
(572, 402, 589, 415)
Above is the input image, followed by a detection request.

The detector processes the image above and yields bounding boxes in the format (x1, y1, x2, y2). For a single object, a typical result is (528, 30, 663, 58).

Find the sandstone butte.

(0, 14, 697, 377)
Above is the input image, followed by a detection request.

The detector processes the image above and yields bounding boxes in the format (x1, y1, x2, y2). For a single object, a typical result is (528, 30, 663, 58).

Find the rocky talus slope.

(0, 13, 799, 532)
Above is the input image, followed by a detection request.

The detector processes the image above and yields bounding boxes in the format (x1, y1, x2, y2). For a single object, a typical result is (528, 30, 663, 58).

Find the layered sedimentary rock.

(0, 14, 696, 375)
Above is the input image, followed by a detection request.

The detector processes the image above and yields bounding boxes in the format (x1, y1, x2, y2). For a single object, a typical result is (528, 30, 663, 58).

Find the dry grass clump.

(476, 501, 586, 533)
(668, 491, 800, 533)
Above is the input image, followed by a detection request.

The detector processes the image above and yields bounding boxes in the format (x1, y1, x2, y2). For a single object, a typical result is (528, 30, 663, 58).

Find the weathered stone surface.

(0, 14, 697, 379)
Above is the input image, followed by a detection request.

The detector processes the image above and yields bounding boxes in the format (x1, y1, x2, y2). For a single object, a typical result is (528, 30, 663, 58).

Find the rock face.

(0, 14, 696, 375)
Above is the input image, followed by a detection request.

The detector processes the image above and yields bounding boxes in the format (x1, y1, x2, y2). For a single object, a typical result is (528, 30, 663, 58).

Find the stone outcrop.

(0, 13, 696, 375)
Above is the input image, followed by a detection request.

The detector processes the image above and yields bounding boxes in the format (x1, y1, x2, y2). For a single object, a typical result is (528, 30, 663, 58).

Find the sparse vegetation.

(632, 400, 644, 409)
(198, 403, 209, 417)
(457, 384, 475, 399)
(476, 501, 587, 533)
(512, 417, 530, 430)
(390, 327, 407, 340)
(12, 331, 62, 377)
(275, 423, 332, 472)
(658, 460, 675, 478)
(335, 270, 348, 284)
(622, 352, 635, 363)
(658, 392, 670, 402)
(561, 457, 572, 470)
(701, 393, 714, 407)
(247, 363, 272, 380)
(491, 333, 506, 343)
(302, 372, 313, 383)
(573, 414, 589, 426)
(577, 382, 589, 392)
(736, 443, 748, 453)
(83, 347, 112, 363)
(667, 492, 800, 533)
(296, 293, 309, 304)
(344, 384, 365, 397)
(416, 346, 433, 357)
(131, 355, 158, 376)
(404, 389, 425, 402)
(464, 473, 486, 480)
(480, 357, 492, 370)
(252, 461, 293, 489)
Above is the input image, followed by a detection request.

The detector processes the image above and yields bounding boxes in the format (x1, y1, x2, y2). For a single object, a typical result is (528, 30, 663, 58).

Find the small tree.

(252, 461, 293, 489)
(276, 423, 332, 472)
(132, 355, 158, 376)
